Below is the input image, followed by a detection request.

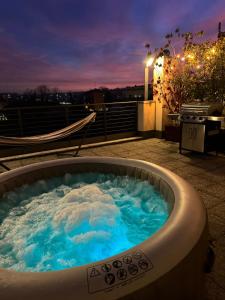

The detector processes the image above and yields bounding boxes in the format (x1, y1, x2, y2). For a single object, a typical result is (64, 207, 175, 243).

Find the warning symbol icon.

(112, 260, 122, 268)
(90, 267, 101, 278)
(117, 268, 127, 280)
(133, 251, 142, 260)
(101, 263, 111, 273)
(138, 259, 149, 270)
(123, 255, 132, 264)
(104, 273, 115, 285)
(128, 264, 138, 276)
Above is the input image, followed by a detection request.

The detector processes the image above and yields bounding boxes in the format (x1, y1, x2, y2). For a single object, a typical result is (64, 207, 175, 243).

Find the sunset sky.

(0, 0, 224, 92)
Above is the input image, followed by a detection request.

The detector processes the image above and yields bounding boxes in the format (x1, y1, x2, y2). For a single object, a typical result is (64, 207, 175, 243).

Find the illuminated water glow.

(0, 173, 169, 272)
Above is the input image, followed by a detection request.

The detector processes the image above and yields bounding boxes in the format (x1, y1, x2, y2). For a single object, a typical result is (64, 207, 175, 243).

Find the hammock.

(0, 112, 96, 146)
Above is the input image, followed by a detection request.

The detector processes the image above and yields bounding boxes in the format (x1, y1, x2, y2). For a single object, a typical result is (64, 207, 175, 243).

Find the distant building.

(86, 89, 105, 104)
(122, 85, 144, 100)
(218, 22, 225, 39)
(111, 85, 152, 101)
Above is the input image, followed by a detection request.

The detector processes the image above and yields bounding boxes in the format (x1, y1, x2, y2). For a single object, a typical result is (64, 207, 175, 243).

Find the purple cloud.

(0, 0, 224, 91)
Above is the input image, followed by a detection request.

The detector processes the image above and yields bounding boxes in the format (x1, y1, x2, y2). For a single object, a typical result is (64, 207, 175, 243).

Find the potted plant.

(155, 29, 225, 141)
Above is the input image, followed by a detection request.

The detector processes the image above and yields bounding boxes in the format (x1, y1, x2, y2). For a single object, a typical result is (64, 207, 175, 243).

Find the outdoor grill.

(179, 103, 223, 153)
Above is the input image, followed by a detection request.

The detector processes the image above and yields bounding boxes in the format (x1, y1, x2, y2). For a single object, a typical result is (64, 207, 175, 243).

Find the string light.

(211, 48, 216, 54)
(187, 54, 194, 59)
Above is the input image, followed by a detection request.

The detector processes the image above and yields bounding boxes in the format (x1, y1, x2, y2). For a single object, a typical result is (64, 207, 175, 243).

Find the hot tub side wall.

(0, 158, 208, 300)
(121, 224, 208, 300)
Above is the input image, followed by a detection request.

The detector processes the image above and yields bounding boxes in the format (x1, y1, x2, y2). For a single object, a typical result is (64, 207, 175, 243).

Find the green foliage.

(162, 29, 225, 113)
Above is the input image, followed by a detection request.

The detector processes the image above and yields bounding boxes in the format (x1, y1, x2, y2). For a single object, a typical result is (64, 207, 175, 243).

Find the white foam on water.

(0, 173, 169, 272)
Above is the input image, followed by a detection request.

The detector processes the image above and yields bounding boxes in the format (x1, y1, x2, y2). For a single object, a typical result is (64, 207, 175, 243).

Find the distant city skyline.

(0, 0, 224, 92)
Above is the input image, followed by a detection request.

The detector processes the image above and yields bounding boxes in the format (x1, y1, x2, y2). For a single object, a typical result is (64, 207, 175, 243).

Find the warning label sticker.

(87, 250, 153, 294)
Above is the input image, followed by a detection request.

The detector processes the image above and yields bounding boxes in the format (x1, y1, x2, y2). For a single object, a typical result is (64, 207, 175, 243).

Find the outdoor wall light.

(144, 49, 155, 100)
(146, 53, 154, 67)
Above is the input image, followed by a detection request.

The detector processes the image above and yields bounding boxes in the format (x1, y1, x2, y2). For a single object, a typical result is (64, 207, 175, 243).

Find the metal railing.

(0, 101, 138, 142)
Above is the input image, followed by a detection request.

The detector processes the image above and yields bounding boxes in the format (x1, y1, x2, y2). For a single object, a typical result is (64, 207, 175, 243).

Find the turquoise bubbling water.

(0, 172, 169, 272)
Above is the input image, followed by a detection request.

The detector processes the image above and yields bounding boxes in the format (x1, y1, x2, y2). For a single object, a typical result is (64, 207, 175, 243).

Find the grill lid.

(181, 103, 223, 116)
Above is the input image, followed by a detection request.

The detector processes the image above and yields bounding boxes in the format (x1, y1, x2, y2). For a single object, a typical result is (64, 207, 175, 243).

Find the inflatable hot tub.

(0, 157, 208, 300)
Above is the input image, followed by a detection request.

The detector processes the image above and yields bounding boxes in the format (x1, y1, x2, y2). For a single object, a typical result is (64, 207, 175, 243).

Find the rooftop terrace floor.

(1, 138, 225, 300)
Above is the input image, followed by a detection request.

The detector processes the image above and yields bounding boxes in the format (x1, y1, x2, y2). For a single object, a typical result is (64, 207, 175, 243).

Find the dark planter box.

(165, 125, 180, 142)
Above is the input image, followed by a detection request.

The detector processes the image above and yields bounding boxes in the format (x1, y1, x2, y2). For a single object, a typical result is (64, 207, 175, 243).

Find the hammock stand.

(0, 112, 96, 171)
